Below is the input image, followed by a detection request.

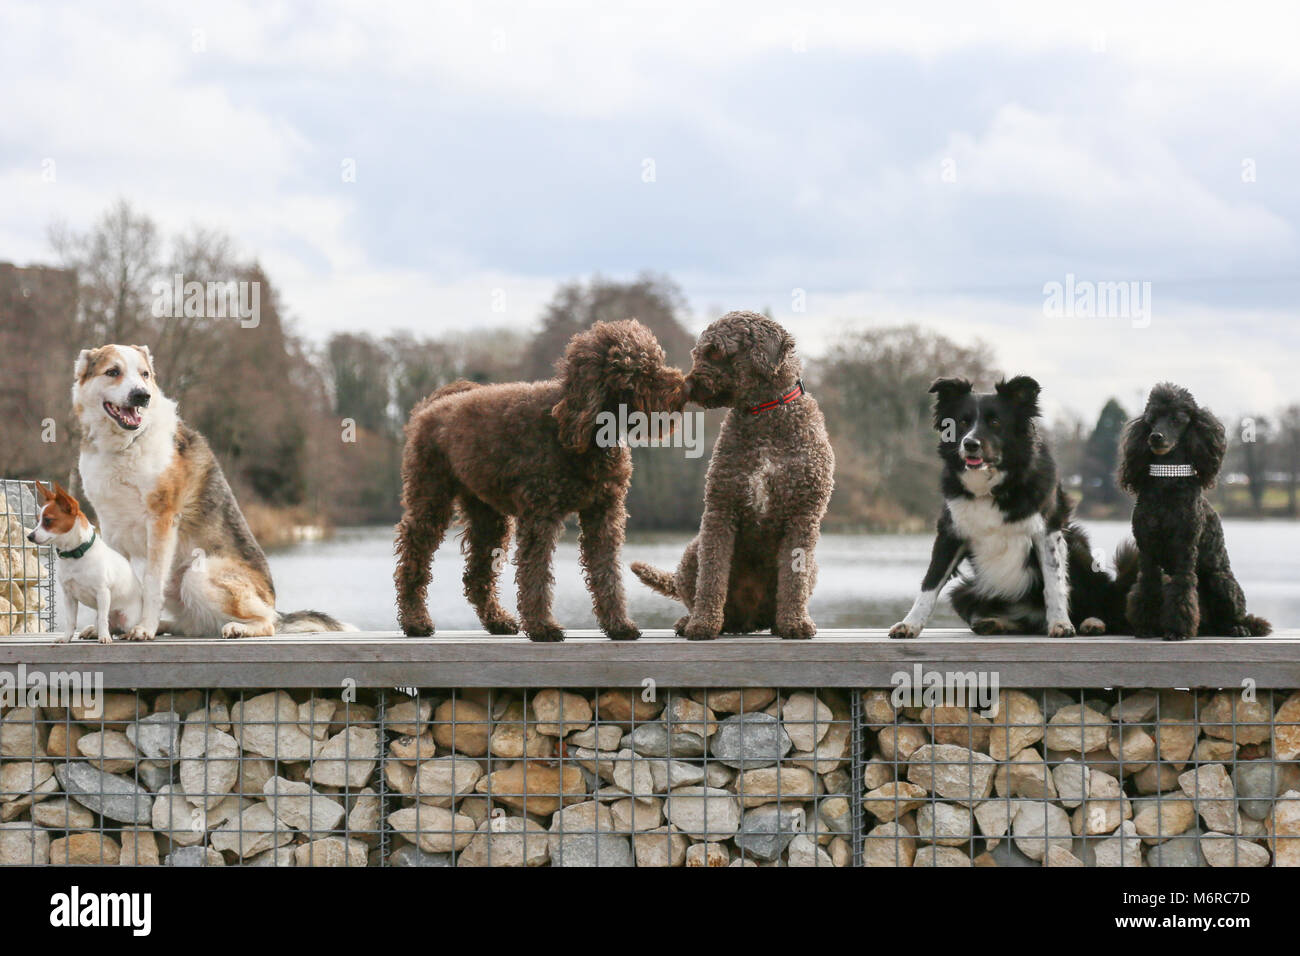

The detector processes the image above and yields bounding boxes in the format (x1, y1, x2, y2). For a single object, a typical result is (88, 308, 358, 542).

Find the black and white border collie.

(889, 375, 1128, 639)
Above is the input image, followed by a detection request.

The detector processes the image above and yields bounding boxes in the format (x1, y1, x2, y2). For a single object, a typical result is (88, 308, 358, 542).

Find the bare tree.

(49, 198, 160, 343)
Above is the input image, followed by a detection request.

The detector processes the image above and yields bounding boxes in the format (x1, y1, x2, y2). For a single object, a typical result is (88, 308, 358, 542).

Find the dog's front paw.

(56, 632, 73, 644)
(401, 617, 435, 637)
(889, 621, 920, 640)
(605, 622, 641, 642)
(673, 615, 689, 636)
(1048, 621, 1076, 639)
(775, 617, 817, 640)
(527, 622, 565, 643)
(77, 625, 99, 641)
(1162, 632, 1191, 642)
(97, 632, 114, 645)
(124, 625, 155, 642)
(221, 622, 254, 639)
(683, 618, 719, 641)
(482, 615, 519, 635)
(1229, 624, 1253, 637)
(1077, 617, 1106, 636)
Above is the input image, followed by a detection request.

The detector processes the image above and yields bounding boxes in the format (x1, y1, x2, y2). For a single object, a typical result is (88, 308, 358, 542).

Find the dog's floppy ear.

(928, 377, 972, 402)
(551, 324, 608, 454)
(132, 344, 155, 378)
(755, 322, 794, 377)
(995, 375, 1041, 414)
(1185, 403, 1227, 488)
(74, 347, 101, 384)
(1118, 413, 1152, 493)
(929, 378, 972, 431)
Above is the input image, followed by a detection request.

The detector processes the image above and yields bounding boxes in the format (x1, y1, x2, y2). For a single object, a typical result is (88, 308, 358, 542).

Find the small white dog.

(26, 481, 141, 644)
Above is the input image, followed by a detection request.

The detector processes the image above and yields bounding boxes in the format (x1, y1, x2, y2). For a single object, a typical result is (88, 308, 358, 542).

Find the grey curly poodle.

(632, 311, 834, 639)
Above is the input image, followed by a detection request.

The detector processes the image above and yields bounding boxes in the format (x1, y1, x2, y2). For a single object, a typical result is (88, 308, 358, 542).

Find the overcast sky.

(3, 1, 1298, 423)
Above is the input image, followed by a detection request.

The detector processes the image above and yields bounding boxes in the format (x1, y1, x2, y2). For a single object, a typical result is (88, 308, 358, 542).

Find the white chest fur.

(78, 420, 175, 561)
(946, 496, 1044, 599)
(747, 455, 778, 516)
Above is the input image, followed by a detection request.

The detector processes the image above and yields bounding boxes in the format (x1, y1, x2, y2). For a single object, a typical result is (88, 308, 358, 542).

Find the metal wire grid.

(0, 479, 57, 637)
(1, 685, 1296, 866)
(861, 687, 1300, 867)
(0, 687, 853, 866)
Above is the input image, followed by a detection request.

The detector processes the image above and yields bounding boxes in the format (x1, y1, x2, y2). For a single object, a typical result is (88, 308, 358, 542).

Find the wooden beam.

(2, 630, 1298, 689)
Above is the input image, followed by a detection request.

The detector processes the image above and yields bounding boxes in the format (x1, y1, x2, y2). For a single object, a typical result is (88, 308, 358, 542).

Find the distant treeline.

(2, 200, 1298, 539)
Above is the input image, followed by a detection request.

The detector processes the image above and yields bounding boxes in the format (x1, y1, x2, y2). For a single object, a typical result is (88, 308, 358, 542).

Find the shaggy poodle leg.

(1198, 565, 1250, 636)
(670, 543, 699, 636)
(579, 502, 639, 640)
(684, 512, 735, 641)
(1128, 553, 1164, 639)
(773, 519, 819, 639)
(394, 455, 457, 637)
(515, 516, 565, 642)
(461, 497, 518, 635)
(1160, 560, 1200, 642)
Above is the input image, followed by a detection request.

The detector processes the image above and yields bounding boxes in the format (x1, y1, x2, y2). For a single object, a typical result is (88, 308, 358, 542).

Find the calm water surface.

(268, 521, 1300, 633)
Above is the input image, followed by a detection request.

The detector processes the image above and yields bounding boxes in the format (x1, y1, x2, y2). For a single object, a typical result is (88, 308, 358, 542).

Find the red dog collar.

(748, 379, 805, 415)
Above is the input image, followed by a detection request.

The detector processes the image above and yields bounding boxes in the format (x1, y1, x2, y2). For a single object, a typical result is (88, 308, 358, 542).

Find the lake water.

(268, 521, 1300, 633)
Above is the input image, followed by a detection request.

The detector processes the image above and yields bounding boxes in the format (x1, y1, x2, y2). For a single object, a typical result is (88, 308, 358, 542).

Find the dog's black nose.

(961, 437, 981, 454)
(128, 388, 151, 407)
(26, 530, 36, 543)
(1150, 431, 1164, 444)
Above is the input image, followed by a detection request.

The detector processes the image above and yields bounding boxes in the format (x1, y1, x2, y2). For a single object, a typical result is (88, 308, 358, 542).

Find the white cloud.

(2, 0, 1298, 419)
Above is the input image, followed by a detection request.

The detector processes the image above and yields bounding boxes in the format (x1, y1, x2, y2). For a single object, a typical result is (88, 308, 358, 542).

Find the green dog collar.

(57, 531, 95, 560)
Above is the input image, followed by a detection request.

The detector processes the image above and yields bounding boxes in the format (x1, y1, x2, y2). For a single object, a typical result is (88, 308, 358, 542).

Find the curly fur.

(394, 319, 685, 642)
(1119, 382, 1270, 640)
(631, 311, 834, 639)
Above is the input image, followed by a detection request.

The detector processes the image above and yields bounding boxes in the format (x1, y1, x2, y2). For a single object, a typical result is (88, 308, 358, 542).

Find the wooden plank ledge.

(1, 629, 1298, 689)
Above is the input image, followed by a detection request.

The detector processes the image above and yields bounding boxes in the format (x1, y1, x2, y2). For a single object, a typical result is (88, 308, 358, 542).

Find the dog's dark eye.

(42, 517, 52, 528)
(705, 346, 722, 360)
(106, 367, 120, 378)
(141, 370, 150, 379)
(988, 417, 1000, 428)
(959, 418, 971, 430)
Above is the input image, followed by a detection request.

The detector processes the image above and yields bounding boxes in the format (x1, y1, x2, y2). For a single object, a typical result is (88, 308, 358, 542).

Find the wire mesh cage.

(0, 479, 57, 636)
(0, 683, 1296, 866)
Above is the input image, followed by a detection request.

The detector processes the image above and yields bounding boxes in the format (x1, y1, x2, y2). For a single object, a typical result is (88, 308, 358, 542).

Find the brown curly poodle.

(631, 311, 834, 639)
(1119, 382, 1270, 640)
(394, 319, 685, 642)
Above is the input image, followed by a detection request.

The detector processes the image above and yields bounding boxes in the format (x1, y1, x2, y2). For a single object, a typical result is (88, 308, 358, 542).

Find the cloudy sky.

(3, 1, 1298, 422)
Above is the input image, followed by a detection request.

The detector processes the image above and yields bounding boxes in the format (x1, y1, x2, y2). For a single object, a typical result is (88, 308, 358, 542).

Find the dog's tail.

(276, 610, 359, 634)
(1112, 538, 1140, 597)
(1105, 538, 1141, 633)
(630, 562, 679, 600)
(1241, 614, 1272, 637)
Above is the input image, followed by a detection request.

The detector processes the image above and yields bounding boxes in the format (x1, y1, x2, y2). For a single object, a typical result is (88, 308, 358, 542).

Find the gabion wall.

(0, 686, 1297, 866)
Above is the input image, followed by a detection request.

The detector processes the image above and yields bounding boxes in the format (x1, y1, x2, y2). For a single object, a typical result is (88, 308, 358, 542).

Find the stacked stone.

(2, 684, 1297, 866)
(0, 487, 51, 635)
(860, 688, 1300, 867)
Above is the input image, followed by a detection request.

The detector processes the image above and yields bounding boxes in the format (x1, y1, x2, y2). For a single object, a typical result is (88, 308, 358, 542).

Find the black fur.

(1118, 383, 1270, 640)
(891, 376, 1128, 638)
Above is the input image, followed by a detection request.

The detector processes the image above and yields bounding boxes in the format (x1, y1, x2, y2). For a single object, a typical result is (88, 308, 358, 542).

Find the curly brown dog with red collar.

(632, 311, 834, 639)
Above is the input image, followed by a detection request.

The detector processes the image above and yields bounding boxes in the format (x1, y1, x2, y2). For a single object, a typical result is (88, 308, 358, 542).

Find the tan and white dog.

(27, 481, 142, 644)
(72, 344, 352, 639)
